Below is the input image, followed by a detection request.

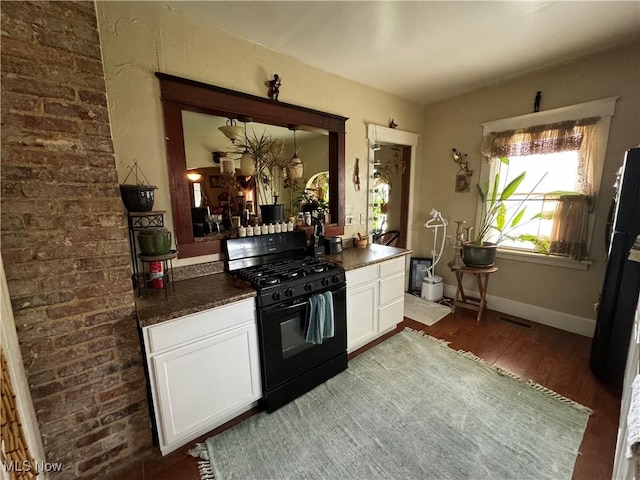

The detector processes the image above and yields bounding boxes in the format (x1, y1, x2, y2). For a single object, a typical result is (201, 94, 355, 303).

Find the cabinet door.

(346, 281, 378, 352)
(379, 297, 404, 333)
(151, 322, 261, 448)
(379, 271, 405, 306)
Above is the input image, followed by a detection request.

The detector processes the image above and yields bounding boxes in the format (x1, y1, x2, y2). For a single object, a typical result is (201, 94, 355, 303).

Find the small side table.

(451, 265, 498, 321)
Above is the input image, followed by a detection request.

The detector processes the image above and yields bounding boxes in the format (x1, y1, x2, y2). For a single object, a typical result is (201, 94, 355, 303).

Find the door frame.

(367, 124, 420, 250)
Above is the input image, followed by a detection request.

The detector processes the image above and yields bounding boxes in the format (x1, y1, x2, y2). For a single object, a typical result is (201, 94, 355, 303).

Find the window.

(479, 97, 618, 268)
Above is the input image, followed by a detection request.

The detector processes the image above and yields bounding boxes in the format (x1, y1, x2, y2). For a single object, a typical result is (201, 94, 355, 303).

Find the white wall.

(96, 1, 423, 265)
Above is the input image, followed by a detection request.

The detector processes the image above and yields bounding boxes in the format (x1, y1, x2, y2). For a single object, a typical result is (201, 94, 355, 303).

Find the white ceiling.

(163, 1, 640, 105)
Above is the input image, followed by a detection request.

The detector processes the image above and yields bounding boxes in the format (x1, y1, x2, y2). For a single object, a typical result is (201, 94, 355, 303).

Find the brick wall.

(1, 2, 153, 477)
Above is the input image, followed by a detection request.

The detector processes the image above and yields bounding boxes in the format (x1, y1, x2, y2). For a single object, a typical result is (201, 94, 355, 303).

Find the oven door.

(258, 285, 347, 392)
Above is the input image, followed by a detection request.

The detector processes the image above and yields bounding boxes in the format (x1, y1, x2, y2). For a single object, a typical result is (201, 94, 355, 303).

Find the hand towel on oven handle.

(305, 291, 335, 344)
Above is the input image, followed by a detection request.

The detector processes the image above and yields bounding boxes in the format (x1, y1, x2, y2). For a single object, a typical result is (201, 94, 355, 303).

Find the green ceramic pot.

(137, 228, 171, 256)
(462, 242, 497, 268)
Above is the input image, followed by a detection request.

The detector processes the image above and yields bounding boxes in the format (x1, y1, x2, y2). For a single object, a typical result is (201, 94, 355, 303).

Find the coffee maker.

(308, 211, 325, 257)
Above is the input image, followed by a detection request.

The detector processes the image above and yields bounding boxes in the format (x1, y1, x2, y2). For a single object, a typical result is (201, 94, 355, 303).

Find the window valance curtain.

(482, 116, 601, 261)
(481, 116, 600, 199)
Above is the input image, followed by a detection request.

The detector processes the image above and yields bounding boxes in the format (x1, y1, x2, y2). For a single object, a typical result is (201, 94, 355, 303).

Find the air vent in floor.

(497, 315, 532, 328)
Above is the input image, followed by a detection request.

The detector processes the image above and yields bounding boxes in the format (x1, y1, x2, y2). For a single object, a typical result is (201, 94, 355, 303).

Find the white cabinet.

(346, 256, 407, 353)
(142, 297, 262, 455)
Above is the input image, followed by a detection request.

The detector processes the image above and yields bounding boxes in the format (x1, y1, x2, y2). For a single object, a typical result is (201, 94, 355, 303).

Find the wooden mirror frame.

(157, 73, 347, 259)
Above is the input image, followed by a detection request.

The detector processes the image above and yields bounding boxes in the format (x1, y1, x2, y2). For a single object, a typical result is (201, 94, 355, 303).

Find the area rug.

(189, 329, 592, 480)
(403, 292, 451, 326)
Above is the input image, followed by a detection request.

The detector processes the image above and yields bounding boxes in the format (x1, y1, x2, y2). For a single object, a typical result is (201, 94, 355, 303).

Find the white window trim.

(478, 96, 619, 269)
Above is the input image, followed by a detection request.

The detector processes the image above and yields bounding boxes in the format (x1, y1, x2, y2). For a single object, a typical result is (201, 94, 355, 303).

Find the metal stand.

(138, 251, 177, 299)
(126, 211, 166, 296)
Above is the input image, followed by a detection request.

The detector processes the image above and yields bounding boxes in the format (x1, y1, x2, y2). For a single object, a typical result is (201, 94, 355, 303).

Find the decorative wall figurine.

(534, 90, 542, 112)
(353, 158, 361, 191)
(266, 74, 281, 101)
(389, 118, 398, 129)
(452, 148, 473, 193)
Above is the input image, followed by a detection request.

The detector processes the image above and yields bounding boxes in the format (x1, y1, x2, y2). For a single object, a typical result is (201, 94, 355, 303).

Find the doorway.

(367, 125, 419, 250)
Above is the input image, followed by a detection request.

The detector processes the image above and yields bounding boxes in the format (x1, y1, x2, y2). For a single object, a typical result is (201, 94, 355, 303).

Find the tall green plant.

(474, 157, 545, 245)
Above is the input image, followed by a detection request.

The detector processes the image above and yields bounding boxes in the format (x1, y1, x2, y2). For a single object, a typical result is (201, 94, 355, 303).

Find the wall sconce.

(218, 118, 243, 143)
(452, 148, 473, 193)
(186, 172, 202, 182)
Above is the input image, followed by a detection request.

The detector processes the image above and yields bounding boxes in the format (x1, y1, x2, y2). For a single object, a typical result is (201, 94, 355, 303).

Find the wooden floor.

(111, 307, 621, 480)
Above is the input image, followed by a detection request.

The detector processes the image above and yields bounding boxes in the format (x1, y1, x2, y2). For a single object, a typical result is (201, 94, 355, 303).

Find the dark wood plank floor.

(110, 307, 621, 480)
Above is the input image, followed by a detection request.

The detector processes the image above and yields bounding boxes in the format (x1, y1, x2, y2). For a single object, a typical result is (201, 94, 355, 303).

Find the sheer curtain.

(481, 117, 599, 260)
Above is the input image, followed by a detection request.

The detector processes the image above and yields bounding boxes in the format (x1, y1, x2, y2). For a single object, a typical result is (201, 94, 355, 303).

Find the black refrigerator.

(590, 147, 640, 387)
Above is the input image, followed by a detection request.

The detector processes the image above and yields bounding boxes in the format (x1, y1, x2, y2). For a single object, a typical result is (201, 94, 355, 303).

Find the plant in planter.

(464, 158, 545, 267)
(231, 131, 290, 223)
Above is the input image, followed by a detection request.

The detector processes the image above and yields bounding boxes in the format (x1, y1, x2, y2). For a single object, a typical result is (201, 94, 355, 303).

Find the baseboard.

(443, 284, 596, 338)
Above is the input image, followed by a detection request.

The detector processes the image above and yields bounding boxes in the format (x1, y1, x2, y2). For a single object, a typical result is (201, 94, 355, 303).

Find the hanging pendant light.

(239, 116, 255, 176)
(218, 118, 243, 143)
(288, 125, 303, 180)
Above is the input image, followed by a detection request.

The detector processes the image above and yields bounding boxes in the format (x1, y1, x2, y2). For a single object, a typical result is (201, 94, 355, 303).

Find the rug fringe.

(197, 460, 216, 479)
(402, 327, 594, 415)
(188, 442, 210, 460)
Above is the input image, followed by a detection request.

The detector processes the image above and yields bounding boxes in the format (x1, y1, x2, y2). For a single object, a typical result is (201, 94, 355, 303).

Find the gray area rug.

(190, 329, 592, 480)
(403, 293, 451, 326)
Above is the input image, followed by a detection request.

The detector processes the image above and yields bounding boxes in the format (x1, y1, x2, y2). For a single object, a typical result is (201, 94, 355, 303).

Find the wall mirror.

(157, 73, 347, 259)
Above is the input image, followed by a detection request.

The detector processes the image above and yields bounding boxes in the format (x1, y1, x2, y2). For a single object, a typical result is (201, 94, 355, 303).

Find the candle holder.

(447, 220, 466, 270)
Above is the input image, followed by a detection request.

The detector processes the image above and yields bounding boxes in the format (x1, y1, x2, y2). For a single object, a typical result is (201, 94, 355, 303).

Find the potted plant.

(463, 158, 545, 267)
(119, 161, 157, 212)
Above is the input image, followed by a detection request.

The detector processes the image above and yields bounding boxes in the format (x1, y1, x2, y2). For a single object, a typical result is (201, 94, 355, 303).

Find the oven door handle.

(263, 299, 308, 313)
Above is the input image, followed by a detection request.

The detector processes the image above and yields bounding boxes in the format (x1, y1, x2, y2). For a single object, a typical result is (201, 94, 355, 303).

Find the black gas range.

(225, 231, 347, 412)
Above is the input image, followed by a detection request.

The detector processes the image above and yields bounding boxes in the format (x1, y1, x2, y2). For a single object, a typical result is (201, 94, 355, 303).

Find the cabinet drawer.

(380, 257, 405, 278)
(346, 264, 377, 288)
(146, 298, 255, 354)
(379, 272, 404, 306)
(379, 298, 404, 333)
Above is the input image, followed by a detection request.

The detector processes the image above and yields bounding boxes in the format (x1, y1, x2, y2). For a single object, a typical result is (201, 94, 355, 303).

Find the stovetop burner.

(235, 257, 337, 288)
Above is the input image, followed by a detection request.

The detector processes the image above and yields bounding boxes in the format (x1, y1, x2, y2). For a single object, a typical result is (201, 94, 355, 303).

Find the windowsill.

(497, 248, 593, 271)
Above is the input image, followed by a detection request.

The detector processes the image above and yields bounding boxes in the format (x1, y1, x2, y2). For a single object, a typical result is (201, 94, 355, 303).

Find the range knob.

(272, 291, 281, 301)
(304, 283, 313, 292)
(285, 288, 294, 297)
(321, 278, 330, 287)
(331, 275, 341, 283)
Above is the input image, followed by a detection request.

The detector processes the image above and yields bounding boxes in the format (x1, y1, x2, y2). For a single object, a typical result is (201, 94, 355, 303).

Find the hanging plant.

(119, 161, 157, 212)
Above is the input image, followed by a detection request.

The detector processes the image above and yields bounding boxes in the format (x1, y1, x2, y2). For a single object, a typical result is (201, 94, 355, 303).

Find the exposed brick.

(83, 120, 112, 137)
(2, 2, 153, 476)
(63, 373, 120, 402)
(17, 317, 84, 343)
(0, 55, 38, 77)
(54, 324, 114, 348)
(0, 13, 36, 42)
(0, 247, 37, 264)
(4, 112, 81, 134)
(1, 76, 76, 101)
(77, 444, 127, 477)
(75, 426, 113, 448)
(99, 400, 146, 426)
(1, 91, 43, 113)
(28, 369, 58, 387)
(58, 351, 115, 378)
(78, 88, 106, 106)
(75, 57, 104, 75)
(11, 290, 75, 312)
(44, 100, 109, 122)
(0, 214, 26, 230)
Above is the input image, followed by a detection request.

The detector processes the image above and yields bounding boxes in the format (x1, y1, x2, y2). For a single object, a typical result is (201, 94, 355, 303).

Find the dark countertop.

(136, 244, 411, 328)
(136, 273, 255, 328)
(325, 244, 411, 270)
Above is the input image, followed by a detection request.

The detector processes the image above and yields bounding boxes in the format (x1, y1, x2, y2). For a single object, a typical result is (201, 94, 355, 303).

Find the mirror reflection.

(182, 110, 329, 237)
(371, 145, 405, 246)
